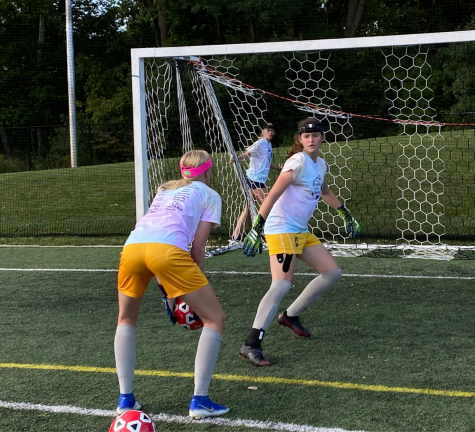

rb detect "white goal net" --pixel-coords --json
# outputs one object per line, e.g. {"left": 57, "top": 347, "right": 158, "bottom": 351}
{"left": 131, "top": 31, "right": 475, "bottom": 260}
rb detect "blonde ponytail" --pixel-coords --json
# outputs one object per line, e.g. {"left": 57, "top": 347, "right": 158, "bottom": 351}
{"left": 158, "top": 178, "right": 192, "bottom": 192}
{"left": 158, "top": 150, "right": 211, "bottom": 192}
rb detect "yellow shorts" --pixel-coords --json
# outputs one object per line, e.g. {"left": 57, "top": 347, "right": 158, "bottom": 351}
{"left": 118, "top": 243, "right": 209, "bottom": 298}
{"left": 265, "top": 232, "right": 321, "bottom": 256}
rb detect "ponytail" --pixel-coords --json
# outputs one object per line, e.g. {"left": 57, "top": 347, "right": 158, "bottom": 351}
{"left": 158, "top": 178, "right": 192, "bottom": 192}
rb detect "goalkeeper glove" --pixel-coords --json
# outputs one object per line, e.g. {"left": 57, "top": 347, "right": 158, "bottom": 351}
{"left": 162, "top": 296, "right": 177, "bottom": 325}
{"left": 242, "top": 214, "right": 266, "bottom": 257}
{"left": 336, "top": 205, "right": 361, "bottom": 238}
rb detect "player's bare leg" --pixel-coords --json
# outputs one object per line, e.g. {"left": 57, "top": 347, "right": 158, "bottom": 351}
{"left": 231, "top": 202, "right": 249, "bottom": 241}
{"left": 231, "top": 187, "right": 267, "bottom": 241}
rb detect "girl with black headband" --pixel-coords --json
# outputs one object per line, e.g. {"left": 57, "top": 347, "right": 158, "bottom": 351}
{"left": 239, "top": 118, "right": 360, "bottom": 366}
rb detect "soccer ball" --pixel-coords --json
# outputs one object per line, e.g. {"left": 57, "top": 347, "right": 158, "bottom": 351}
{"left": 109, "top": 410, "right": 156, "bottom": 432}
{"left": 173, "top": 298, "right": 203, "bottom": 330}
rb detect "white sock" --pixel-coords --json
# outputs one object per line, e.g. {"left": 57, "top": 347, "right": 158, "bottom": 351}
{"left": 114, "top": 324, "right": 136, "bottom": 394}
{"left": 252, "top": 279, "right": 292, "bottom": 330}
{"left": 286, "top": 268, "right": 342, "bottom": 317}
{"left": 194, "top": 327, "right": 222, "bottom": 396}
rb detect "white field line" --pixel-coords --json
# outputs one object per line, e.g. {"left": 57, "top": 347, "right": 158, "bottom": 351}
{"left": 206, "top": 271, "right": 475, "bottom": 280}
{"left": 0, "top": 399, "right": 369, "bottom": 432}
{"left": 0, "top": 268, "right": 474, "bottom": 280}
{"left": 0, "top": 245, "right": 123, "bottom": 247}
{"left": 0, "top": 268, "right": 118, "bottom": 272}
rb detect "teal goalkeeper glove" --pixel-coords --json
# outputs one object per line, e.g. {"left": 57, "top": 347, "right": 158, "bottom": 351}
{"left": 336, "top": 205, "right": 361, "bottom": 238}
{"left": 242, "top": 214, "right": 266, "bottom": 257}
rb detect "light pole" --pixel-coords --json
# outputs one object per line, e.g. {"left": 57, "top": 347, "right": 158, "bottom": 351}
{"left": 65, "top": 0, "right": 77, "bottom": 168}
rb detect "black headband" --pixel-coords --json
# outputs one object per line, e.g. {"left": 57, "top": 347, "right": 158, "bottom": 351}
{"left": 298, "top": 121, "right": 324, "bottom": 134}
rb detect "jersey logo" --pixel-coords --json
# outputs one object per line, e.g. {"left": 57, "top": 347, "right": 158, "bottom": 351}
{"left": 311, "top": 175, "right": 323, "bottom": 199}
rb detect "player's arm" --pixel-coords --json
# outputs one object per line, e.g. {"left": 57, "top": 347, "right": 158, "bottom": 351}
{"left": 230, "top": 151, "right": 250, "bottom": 163}
{"left": 190, "top": 220, "right": 215, "bottom": 271}
{"left": 258, "top": 170, "right": 293, "bottom": 220}
{"left": 321, "top": 180, "right": 361, "bottom": 238}
{"left": 270, "top": 161, "right": 282, "bottom": 171}
{"left": 320, "top": 180, "right": 342, "bottom": 209}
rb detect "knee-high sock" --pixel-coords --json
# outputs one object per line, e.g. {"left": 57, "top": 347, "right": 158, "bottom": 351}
{"left": 252, "top": 279, "right": 292, "bottom": 330}
{"left": 194, "top": 327, "right": 222, "bottom": 396}
{"left": 114, "top": 324, "right": 136, "bottom": 394}
{"left": 286, "top": 268, "right": 342, "bottom": 317}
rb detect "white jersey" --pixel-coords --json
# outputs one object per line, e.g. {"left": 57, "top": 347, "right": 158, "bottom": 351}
{"left": 125, "top": 181, "right": 222, "bottom": 251}
{"left": 264, "top": 152, "right": 327, "bottom": 234}
{"left": 245, "top": 138, "right": 273, "bottom": 184}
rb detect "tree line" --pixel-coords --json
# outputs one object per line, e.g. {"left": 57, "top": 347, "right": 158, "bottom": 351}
{"left": 1, "top": 0, "right": 475, "bottom": 168}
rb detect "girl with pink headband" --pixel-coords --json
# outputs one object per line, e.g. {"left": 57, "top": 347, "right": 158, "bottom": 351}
{"left": 114, "top": 150, "right": 229, "bottom": 419}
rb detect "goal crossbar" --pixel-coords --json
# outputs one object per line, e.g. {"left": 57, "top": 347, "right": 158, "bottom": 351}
{"left": 131, "top": 30, "right": 475, "bottom": 59}
{"left": 131, "top": 30, "right": 475, "bottom": 259}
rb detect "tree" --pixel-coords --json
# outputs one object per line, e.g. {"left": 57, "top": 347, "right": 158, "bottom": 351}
{"left": 344, "top": 0, "right": 366, "bottom": 37}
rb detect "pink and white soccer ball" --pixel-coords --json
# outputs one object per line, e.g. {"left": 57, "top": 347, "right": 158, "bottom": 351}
{"left": 173, "top": 298, "right": 203, "bottom": 330}
{"left": 109, "top": 410, "right": 156, "bottom": 432}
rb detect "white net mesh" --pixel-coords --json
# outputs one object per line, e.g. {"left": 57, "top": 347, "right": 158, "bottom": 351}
{"left": 137, "top": 39, "right": 475, "bottom": 259}
{"left": 381, "top": 46, "right": 445, "bottom": 247}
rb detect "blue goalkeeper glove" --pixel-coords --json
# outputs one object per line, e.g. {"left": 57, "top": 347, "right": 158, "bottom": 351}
{"left": 336, "top": 205, "right": 361, "bottom": 238}
{"left": 242, "top": 214, "right": 266, "bottom": 257}
{"left": 162, "top": 296, "right": 177, "bottom": 325}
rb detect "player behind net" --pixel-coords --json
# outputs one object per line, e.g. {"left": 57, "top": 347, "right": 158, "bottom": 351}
{"left": 239, "top": 117, "right": 361, "bottom": 366}
{"left": 229, "top": 122, "right": 281, "bottom": 244}
{"left": 114, "top": 150, "right": 229, "bottom": 419}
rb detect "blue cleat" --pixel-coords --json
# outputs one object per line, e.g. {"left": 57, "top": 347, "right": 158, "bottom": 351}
{"left": 116, "top": 392, "right": 142, "bottom": 415}
{"left": 189, "top": 395, "right": 229, "bottom": 419}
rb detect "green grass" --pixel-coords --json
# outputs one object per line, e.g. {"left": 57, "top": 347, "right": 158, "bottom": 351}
{"left": 0, "top": 162, "right": 135, "bottom": 237}
{"left": 1, "top": 247, "right": 475, "bottom": 431}
{"left": 1, "top": 129, "right": 474, "bottom": 244}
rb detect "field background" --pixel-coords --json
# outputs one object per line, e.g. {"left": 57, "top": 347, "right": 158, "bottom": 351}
{"left": 1, "top": 246, "right": 475, "bottom": 431}
{"left": 1, "top": 129, "right": 474, "bottom": 246}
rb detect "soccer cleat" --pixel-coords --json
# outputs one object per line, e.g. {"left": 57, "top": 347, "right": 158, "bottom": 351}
{"left": 278, "top": 311, "right": 311, "bottom": 338}
{"left": 116, "top": 393, "right": 142, "bottom": 415}
{"left": 189, "top": 395, "right": 229, "bottom": 419}
{"left": 239, "top": 344, "right": 271, "bottom": 366}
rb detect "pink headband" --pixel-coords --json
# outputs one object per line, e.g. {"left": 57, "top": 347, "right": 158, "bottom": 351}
{"left": 180, "top": 158, "right": 213, "bottom": 178}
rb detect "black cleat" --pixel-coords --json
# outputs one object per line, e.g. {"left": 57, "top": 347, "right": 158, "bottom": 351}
{"left": 239, "top": 345, "right": 271, "bottom": 366}
{"left": 278, "top": 311, "right": 311, "bottom": 338}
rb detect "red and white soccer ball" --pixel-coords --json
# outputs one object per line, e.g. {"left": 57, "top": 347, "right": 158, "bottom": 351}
{"left": 173, "top": 298, "right": 203, "bottom": 330}
{"left": 109, "top": 410, "right": 156, "bottom": 432}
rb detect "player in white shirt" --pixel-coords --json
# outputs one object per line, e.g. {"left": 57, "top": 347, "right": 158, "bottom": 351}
{"left": 239, "top": 118, "right": 361, "bottom": 366}
{"left": 114, "top": 150, "right": 229, "bottom": 419}
{"left": 230, "top": 123, "right": 282, "bottom": 242}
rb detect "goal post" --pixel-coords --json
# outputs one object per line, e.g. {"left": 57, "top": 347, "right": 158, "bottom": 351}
{"left": 131, "top": 30, "right": 475, "bottom": 259}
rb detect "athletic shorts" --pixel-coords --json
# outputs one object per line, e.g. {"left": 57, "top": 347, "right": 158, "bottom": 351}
{"left": 265, "top": 232, "right": 321, "bottom": 256}
{"left": 246, "top": 177, "right": 267, "bottom": 190}
{"left": 118, "top": 243, "right": 209, "bottom": 298}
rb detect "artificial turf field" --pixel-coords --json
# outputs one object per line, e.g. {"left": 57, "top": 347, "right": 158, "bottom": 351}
{"left": 1, "top": 246, "right": 475, "bottom": 432}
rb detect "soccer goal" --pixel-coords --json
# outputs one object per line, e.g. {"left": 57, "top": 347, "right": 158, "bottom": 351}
{"left": 131, "top": 31, "right": 475, "bottom": 259}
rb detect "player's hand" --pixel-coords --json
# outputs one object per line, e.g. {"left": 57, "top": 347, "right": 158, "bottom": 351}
{"left": 242, "top": 214, "right": 266, "bottom": 257}
{"left": 336, "top": 205, "right": 361, "bottom": 238}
